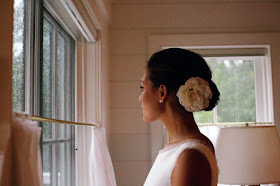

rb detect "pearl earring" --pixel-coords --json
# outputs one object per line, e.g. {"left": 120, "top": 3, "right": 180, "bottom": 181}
{"left": 159, "top": 100, "right": 162, "bottom": 103}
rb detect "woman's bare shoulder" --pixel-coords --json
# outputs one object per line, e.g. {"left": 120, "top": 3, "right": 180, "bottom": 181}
{"left": 191, "top": 133, "right": 215, "bottom": 153}
{"left": 171, "top": 148, "right": 211, "bottom": 186}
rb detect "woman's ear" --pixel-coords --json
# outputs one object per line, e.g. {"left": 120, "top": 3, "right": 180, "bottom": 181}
{"left": 159, "top": 85, "right": 168, "bottom": 102}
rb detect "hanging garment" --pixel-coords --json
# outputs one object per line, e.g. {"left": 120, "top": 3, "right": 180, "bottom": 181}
{"left": 11, "top": 119, "right": 43, "bottom": 186}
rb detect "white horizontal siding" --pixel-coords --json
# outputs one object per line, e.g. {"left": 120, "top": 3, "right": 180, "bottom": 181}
{"left": 107, "top": 108, "right": 150, "bottom": 134}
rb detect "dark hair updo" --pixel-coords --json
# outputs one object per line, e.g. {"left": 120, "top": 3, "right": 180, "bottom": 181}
{"left": 147, "top": 48, "right": 220, "bottom": 111}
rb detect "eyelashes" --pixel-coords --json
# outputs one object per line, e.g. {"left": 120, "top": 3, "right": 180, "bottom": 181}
{"left": 140, "top": 86, "right": 144, "bottom": 91}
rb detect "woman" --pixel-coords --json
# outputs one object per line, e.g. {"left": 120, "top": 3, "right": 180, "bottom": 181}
{"left": 139, "top": 48, "right": 220, "bottom": 186}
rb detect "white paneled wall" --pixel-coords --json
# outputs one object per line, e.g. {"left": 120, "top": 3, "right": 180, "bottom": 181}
{"left": 109, "top": 1, "right": 280, "bottom": 185}
{"left": 112, "top": 1, "right": 280, "bottom": 31}
{"left": 108, "top": 108, "right": 149, "bottom": 134}
{"left": 110, "top": 55, "right": 146, "bottom": 81}
{"left": 109, "top": 134, "right": 150, "bottom": 161}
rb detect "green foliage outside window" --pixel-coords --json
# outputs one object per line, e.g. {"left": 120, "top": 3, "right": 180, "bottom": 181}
{"left": 194, "top": 59, "right": 256, "bottom": 123}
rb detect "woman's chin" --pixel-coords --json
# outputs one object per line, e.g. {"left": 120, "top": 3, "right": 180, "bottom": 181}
{"left": 142, "top": 115, "right": 150, "bottom": 122}
{"left": 142, "top": 115, "right": 156, "bottom": 123}
{"left": 142, "top": 116, "right": 148, "bottom": 122}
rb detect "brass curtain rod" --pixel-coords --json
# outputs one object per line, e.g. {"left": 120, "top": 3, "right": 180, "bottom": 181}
{"left": 197, "top": 122, "right": 273, "bottom": 127}
{"left": 14, "top": 112, "right": 272, "bottom": 127}
{"left": 14, "top": 112, "right": 98, "bottom": 127}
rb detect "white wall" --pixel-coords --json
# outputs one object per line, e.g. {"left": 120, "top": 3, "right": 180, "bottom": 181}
{"left": 109, "top": 0, "right": 280, "bottom": 185}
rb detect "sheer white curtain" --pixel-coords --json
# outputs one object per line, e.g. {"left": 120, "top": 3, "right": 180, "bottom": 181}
{"left": 76, "top": 125, "right": 117, "bottom": 186}
{"left": 89, "top": 126, "right": 117, "bottom": 186}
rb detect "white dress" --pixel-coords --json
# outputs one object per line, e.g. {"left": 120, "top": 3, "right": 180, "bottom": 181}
{"left": 143, "top": 140, "right": 219, "bottom": 186}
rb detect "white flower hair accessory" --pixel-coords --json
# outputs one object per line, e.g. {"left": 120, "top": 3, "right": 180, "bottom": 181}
{"left": 176, "top": 77, "right": 213, "bottom": 112}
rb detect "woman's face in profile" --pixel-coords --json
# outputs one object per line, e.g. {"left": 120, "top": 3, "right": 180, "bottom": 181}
{"left": 139, "top": 70, "right": 162, "bottom": 122}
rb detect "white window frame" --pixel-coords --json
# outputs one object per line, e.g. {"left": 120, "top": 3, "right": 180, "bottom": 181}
{"left": 148, "top": 33, "right": 280, "bottom": 164}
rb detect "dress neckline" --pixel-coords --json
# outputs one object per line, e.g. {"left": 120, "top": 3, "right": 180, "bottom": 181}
{"left": 159, "top": 139, "right": 214, "bottom": 154}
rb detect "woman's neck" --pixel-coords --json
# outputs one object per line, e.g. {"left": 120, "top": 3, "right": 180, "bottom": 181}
{"left": 160, "top": 108, "right": 200, "bottom": 145}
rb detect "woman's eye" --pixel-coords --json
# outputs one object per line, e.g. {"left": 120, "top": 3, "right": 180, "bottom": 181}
{"left": 140, "top": 86, "right": 144, "bottom": 91}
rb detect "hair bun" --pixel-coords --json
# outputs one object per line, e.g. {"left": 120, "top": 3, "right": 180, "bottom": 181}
{"left": 204, "top": 80, "right": 220, "bottom": 111}
{"left": 147, "top": 48, "right": 220, "bottom": 112}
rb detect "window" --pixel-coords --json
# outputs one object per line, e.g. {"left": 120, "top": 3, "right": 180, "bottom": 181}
{"left": 195, "top": 57, "right": 257, "bottom": 124}
{"left": 188, "top": 48, "right": 273, "bottom": 145}
{"left": 12, "top": 0, "right": 29, "bottom": 111}
{"left": 187, "top": 56, "right": 260, "bottom": 145}
{"left": 41, "top": 11, "right": 75, "bottom": 186}
{"left": 13, "top": 0, "right": 75, "bottom": 185}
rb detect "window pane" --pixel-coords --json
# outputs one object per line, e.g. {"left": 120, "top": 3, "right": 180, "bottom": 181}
{"left": 56, "top": 32, "right": 69, "bottom": 139}
{"left": 56, "top": 32, "right": 66, "bottom": 120}
{"left": 42, "top": 19, "right": 54, "bottom": 140}
{"left": 57, "top": 143, "right": 71, "bottom": 186}
{"left": 216, "top": 59, "right": 256, "bottom": 122}
{"left": 194, "top": 110, "right": 213, "bottom": 123}
{"left": 43, "top": 144, "right": 53, "bottom": 186}
{"left": 193, "top": 60, "right": 213, "bottom": 123}
{"left": 12, "top": 0, "right": 25, "bottom": 111}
